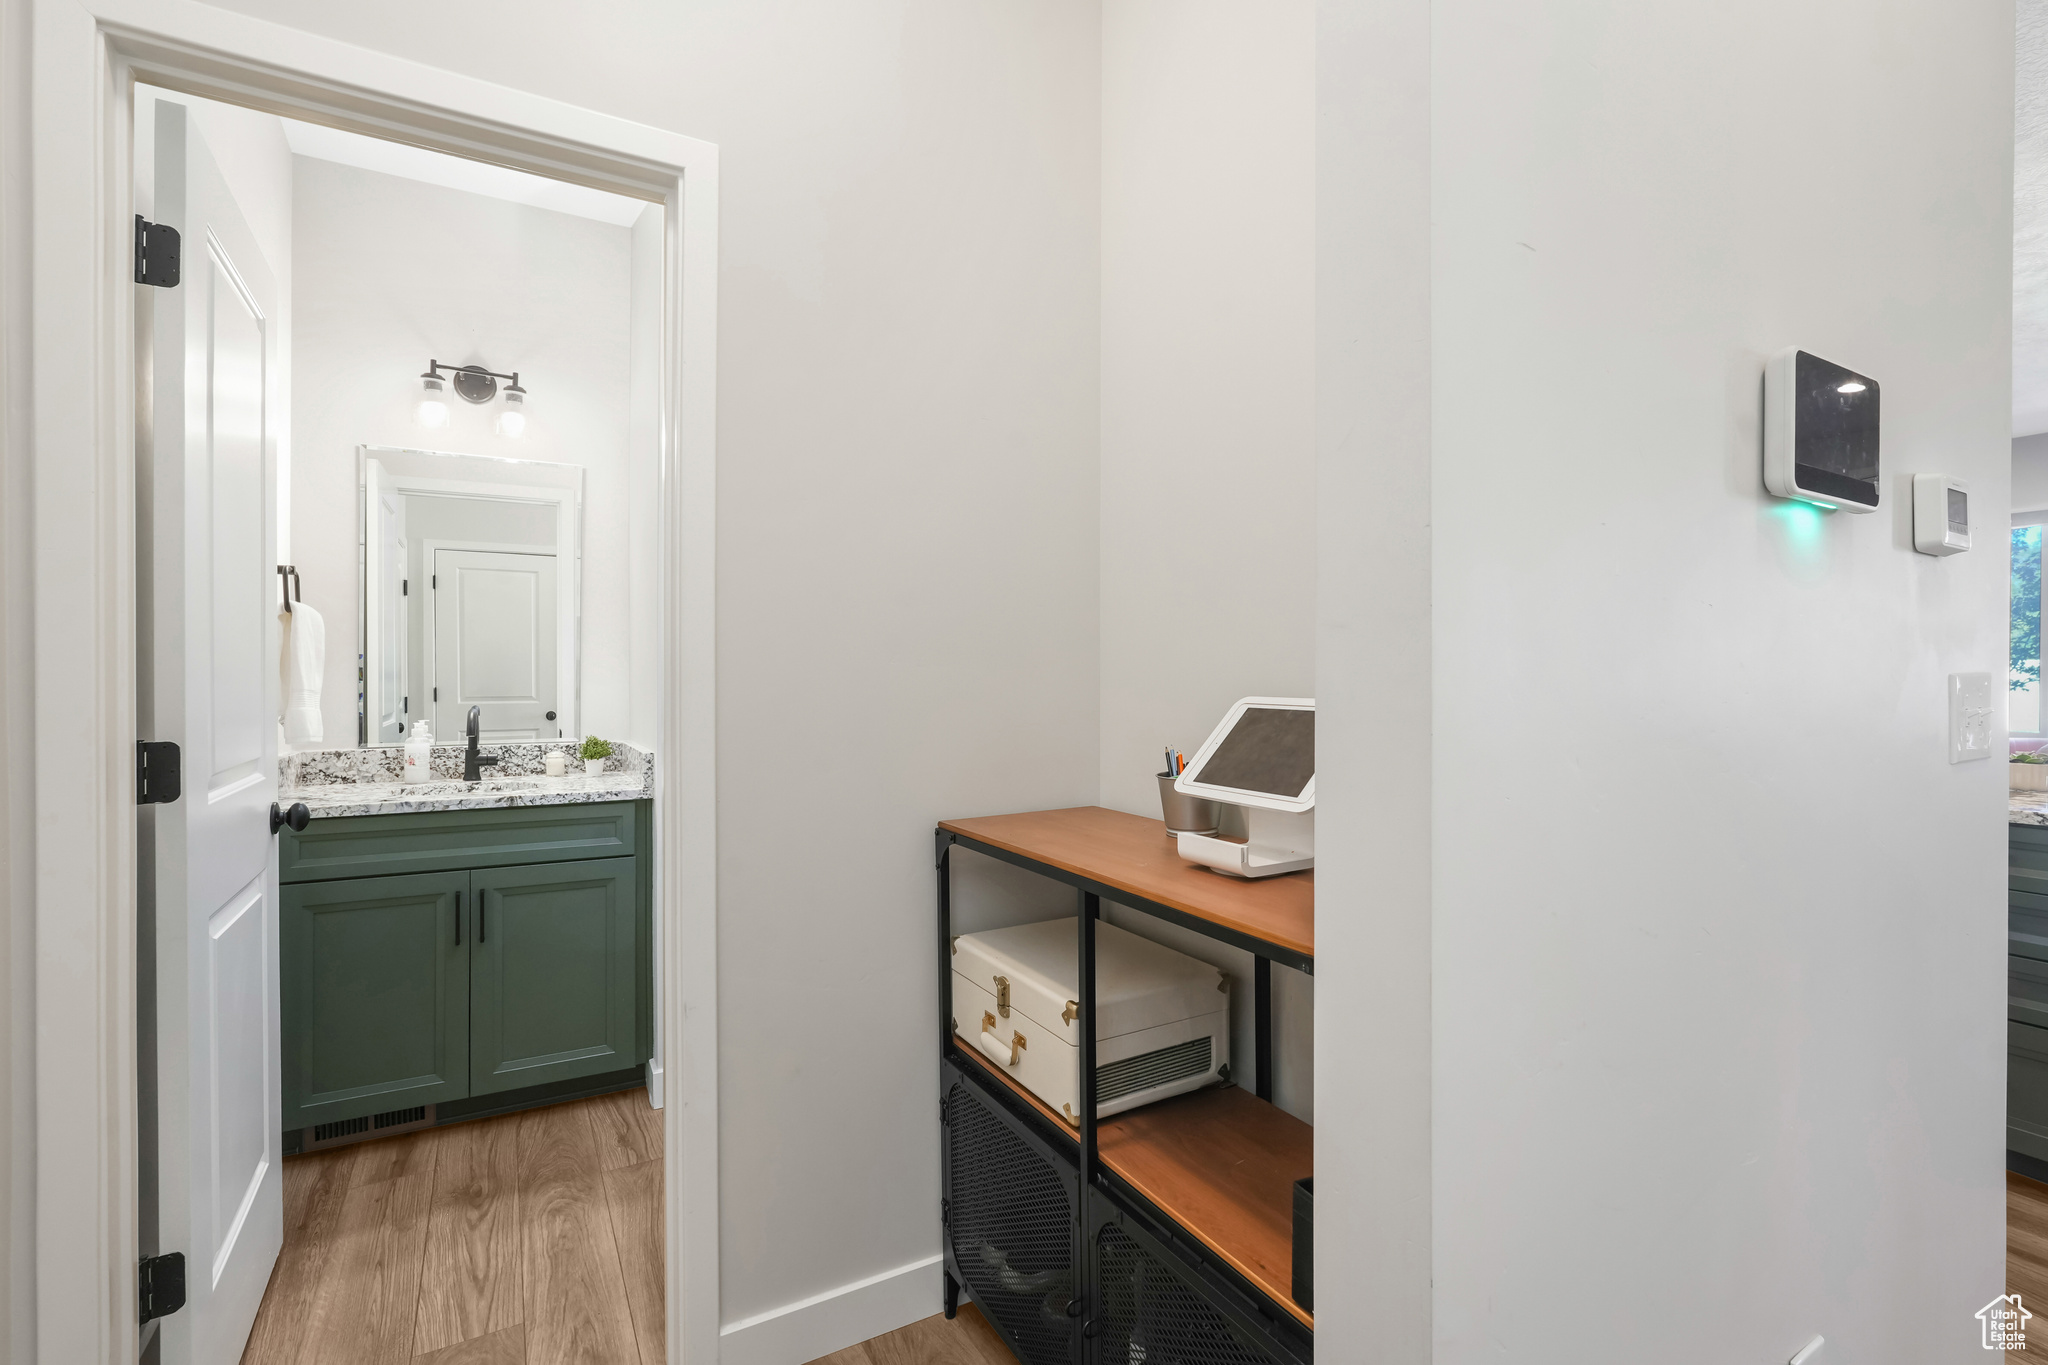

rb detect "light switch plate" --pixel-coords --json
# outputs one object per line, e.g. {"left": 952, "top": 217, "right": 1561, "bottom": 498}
{"left": 1950, "top": 672, "right": 1993, "bottom": 763}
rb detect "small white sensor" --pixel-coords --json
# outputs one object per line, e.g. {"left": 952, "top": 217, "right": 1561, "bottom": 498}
{"left": 1912, "top": 474, "right": 1970, "bottom": 556}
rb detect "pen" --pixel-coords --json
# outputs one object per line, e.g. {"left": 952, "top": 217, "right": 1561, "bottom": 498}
{"left": 1165, "top": 745, "right": 1175, "bottom": 777}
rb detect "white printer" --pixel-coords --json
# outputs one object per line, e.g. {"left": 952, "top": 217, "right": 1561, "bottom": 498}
{"left": 953, "top": 917, "right": 1229, "bottom": 1125}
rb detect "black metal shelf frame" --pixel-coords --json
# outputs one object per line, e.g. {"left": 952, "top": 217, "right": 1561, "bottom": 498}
{"left": 935, "top": 826, "right": 1313, "bottom": 1364}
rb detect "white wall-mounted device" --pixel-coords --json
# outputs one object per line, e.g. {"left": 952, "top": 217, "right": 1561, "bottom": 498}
{"left": 1763, "top": 347, "right": 1880, "bottom": 513}
{"left": 1173, "top": 696, "right": 1314, "bottom": 879}
{"left": 1912, "top": 474, "right": 1970, "bottom": 555}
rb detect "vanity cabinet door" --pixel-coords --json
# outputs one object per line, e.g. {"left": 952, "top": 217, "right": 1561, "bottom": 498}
{"left": 281, "top": 870, "right": 471, "bottom": 1130}
{"left": 469, "top": 857, "right": 639, "bottom": 1096}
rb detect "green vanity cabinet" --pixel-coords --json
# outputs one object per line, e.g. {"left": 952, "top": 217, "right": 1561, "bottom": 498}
{"left": 470, "top": 858, "right": 640, "bottom": 1096}
{"left": 280, "top": 800, "right": 651, "bottom": 1138}
{"left": 2014, "top": 824, "right": 2048, "bottom": 1163}
{"left": 281, "top": 871, "right": 471, "bottom": 1130}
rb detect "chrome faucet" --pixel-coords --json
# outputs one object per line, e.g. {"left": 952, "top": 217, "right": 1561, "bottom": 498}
{"left": 464, "top": 705, "right": 500, "bottom": 782}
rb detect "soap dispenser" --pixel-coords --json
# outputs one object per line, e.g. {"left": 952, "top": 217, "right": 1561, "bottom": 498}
{"left": 404, "top": 721, "right": 433, "bottom": 784}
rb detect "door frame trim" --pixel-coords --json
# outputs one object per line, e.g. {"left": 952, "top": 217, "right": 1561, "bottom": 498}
{"left": 14, "top": 3, "right": 721, "bottom": 1361}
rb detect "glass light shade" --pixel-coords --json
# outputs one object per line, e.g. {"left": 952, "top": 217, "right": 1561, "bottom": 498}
{"left": 417, "top": 372, "right": 449, "bottom": 428}
{"left": 496, "top": 389, "right": 526, "bottom": 438}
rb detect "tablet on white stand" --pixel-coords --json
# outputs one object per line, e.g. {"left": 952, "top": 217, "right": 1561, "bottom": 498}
{"left": 1173, "top": 697, "right": 1314, "bottom": 879}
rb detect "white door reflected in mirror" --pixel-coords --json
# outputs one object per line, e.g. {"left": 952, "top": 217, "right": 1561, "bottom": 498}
{"left": 432, "top": 549, "right": 558, "bottom": 740}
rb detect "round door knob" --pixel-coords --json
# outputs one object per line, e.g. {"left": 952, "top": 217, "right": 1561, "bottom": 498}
{"left": 545, "top": 710, "right": 557, "bottom": 720}
{"left": 270, "top": 801, "right": 311, "bottom": 835}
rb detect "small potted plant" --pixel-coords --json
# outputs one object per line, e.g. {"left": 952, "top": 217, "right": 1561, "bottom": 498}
{"left": 579, "top": 735, "right": 613, "bottom": 777}
{"left": 2014, "top": 749, "right": 2048, "bottom": 791}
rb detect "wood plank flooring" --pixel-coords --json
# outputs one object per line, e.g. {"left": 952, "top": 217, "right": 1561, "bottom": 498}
{"left": 2014, "top": 1171, "right": 2048, "bottom": 1305}
{"left": 241, "top": 1088, "right": 663, "bottom": 1365}
{"left": 805, "top": 1305, "right": 1018, "bottom": 1365}
{"left": 261, "top": 1129, "right": 2048, "bottom": 1365}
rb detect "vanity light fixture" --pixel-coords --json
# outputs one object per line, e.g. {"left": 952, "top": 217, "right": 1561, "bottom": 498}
{"left": 414, "top": 360, "right": 529, "bottom": 436}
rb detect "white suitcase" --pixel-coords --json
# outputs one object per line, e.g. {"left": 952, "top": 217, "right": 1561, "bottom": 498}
{"left": 952, "top": 918, "right": 1229, "bottom": 1125}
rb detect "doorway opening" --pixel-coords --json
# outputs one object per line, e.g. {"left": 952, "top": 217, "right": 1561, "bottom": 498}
{"left": 14, "top": 11, "right": 722, "bottom": 1360}
{"left": 135, "top": 83, "right": 680, "bottom": 1365}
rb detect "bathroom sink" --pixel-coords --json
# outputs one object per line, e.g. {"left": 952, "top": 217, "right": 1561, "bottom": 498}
{"left": 278, "top": 742, "right": 647, "bottom": 818}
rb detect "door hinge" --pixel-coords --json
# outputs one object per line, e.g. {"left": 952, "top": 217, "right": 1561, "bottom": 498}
{"left": 433, "top": 687, "right": 438, "bottom": 702}
{"left": 139, "top": 1251, "right": 186, "bottom": 1323}
{"left": 134, "top": 216, "right": 181, "bottom": 288}
{"left": 136, "top": 741, "right": 181, "bottom": 805}
{"left": 402, "top": 579, "right": 408, "bottom": 596}
{"left": 403, "top": 695, "right": 409, "bottom": 715}
{"left": 432, "top": 574, "right": 437, "bottom": 589}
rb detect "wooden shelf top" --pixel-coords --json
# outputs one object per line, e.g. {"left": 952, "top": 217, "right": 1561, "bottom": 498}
{"left": 949, "top": 1039, "right": 1313, "bottom": 1329}
{"left": 938, "top": 806, "right": 1313, "bottom": 961}
{"left": 1098, "top": 1085, "right": 1313, "bottom": 1328}
{"left": 952, "top": 1034, "right": 1077, "bottom": 1137}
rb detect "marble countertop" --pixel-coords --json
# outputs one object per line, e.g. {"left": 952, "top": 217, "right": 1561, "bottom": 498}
{"left": 281, "top": 741, "right": 652, "bottom": 818}
{"left": 2015, "top": 787, "right": 2048, "bottom": 826}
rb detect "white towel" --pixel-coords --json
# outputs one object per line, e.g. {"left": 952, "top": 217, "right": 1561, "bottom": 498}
{"left": 282, "top": 601, "right": 325, "bottom": 747}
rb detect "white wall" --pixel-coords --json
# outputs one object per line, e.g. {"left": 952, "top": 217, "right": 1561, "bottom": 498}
{"left": 291, "top": 158, "right": 636, "bottom": 745}
{"left": 1314, "top": 0, "right": 1437, "bottom": 1357}
{"left": 215, "top": 3, "right": 1106, "bottom": 1354}
{"left": 1416, "top": 3, "right": 2006, "bottom": 1360}
{"left": 1098, "top": 0, "right": 1316, "bottom": 1119}
{"left": 0, "top": 0, "right": 27, "bottom": 1351}
{"left": 2018, "top": 432, "right": 2048, "bottom": 511}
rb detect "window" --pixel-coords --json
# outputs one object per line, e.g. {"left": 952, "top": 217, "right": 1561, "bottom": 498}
{"left": 2017, "top": 519, "right": 2044, "bottom": 734}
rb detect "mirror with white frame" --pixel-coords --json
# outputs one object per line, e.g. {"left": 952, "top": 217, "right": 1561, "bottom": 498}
{"left": 359, "top": 445, "right": 583, "bottom": 745}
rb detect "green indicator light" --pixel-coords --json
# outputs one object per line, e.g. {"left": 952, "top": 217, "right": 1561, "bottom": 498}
{"left": 1766, "top": 498, "right": 1827, "bottom": 554}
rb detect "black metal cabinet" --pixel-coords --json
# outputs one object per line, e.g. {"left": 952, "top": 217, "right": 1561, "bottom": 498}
{"left": 937, "top": 813, "right": 1314, "bottom": 1365}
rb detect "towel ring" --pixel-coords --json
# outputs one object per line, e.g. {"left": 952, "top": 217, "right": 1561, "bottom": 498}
{"left": 276, "top": 564, "right": 301, "bottom": 614}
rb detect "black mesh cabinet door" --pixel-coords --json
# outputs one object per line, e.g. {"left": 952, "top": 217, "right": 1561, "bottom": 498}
{"left": 943, "top": 1064, "right": 1080, "bottom": 1365}
{"left": 1087, "top": 1187, "right": 1311, "bottom": 1365}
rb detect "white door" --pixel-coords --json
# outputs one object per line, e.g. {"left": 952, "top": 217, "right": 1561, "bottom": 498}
{"left": 365, "top": 461, "right": 410, "bottom": 743}
{"left": 139, "top": 98, "right": 283, "bottom": 1365}
{"left": 430, "top": 548, "right": 559, "bottom": 740}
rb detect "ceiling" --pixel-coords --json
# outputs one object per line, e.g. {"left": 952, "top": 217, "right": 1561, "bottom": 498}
{"left": 2018, "top": 0, "right": 2048, "bottom": 434}
{"left": 280, "top": 119, "right": 649, "bottom": 228}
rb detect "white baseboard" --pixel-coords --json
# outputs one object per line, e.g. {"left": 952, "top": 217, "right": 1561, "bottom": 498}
{"left": 719, "top": 1253, "right": 942, "bottom": 1365}
{"left": 645, "top": 1056, "right": 664, "bottom": 1109}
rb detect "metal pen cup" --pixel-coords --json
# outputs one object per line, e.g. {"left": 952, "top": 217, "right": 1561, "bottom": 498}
{"left": 1158, "top": 773, "right": 1221, "bottom": 838}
